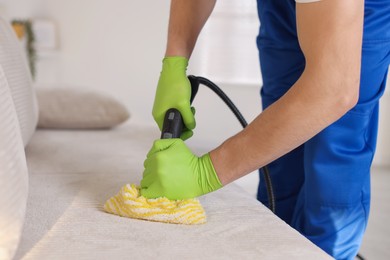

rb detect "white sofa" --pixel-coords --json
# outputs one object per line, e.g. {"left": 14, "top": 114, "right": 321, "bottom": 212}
{"left": 0, "top": 17, "right": 332, "bottom": 260}
{"left": 0, "top": 16, "right": 38, "bottom": 260}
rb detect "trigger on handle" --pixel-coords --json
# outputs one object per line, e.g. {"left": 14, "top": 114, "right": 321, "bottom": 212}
{"left": 161, "top": 108, "right": 183, "bottom": 139}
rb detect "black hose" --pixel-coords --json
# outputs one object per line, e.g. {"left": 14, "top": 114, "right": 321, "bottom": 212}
{"left": 190, "top": 75, "right": 276, "bottom": 213}
{"left": 261, "top": 164, "right": 276, "bottom": 213}
{"left": 356, "top": 253, "right": 365, "bottom": 260}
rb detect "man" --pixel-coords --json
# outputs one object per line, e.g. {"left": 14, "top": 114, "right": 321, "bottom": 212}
{"left": 141, "top": 0, "right": 390, "bottom": 259}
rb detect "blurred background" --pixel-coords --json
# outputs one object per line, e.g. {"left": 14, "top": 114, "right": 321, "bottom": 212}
{"left": 1, "top": 0, "right": 389, "bottom": 258}
{"left": 1, "top": 0, "right": 389, "bottom": 165}
{"left": 1, "top": 0, "right": 389, "bottom": 196}
{"left": 0, "top": 0, "right": 264, "bottom": 147}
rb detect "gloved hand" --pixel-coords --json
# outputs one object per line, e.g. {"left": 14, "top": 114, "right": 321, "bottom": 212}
{"left": 141, "top": 139, "right": 222, "bottom": 200}
{"left": 152, "top": 57, "right": 195, "bottom": 140}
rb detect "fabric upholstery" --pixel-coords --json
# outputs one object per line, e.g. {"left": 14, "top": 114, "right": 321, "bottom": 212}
{"left": 0, "top": 65, "right": 29, "bottom": 260}
{"left": 0, "top": 16, "right": 38, "bottom": 147}
{"left": 15, "top": 124, "right": 332, "bottom": 259}
{"left": 0, "top": 15, "right": 37, "bottom": 260}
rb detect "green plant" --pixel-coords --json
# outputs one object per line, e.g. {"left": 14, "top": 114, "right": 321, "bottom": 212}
{"left": 11, "top": 19, "right": 37, "bottom": 80}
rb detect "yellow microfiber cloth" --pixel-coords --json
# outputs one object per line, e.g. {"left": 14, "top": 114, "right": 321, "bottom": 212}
{"left": 104, "top": 184, "right": 206, "bottom": 225}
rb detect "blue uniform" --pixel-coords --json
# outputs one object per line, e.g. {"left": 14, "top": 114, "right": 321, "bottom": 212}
{"left": 256, "top": 0, "right": 390, "bottom": 259}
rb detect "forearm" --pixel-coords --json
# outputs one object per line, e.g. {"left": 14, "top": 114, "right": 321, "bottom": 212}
{"left": 165, "top": 0, "right": 217, "bottom": 58}
{"left": 210, "top": 70, "right": 358, "bottom": 185}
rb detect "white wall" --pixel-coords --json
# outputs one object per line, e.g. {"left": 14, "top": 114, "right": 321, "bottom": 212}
{"left": 0, "top": 0, "right": 44, "bottom": 19}
{"left": 374, "top": 85, "right": 390, "bottom": 166}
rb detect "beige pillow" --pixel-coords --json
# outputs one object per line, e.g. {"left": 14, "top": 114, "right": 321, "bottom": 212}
{"left": 36, "top": 88, "right": 130, "bottom": 129}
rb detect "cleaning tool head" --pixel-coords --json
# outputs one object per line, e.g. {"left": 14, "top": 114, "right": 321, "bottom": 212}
{"left": 104, "top": 107, "right": 206, "bottom": 224}
{"left": 104, "top": 184, "right": 206, "bottom": 225}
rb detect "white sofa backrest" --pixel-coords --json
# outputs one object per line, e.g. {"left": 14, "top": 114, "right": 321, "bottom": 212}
{"left": 0, "top": 65, "right": 29, "bottom": 260}
{"left": 0, "top": 16, "right": 38, "bottom": 260}
{"left": 0, "top": 16, "right": 38, "bottom": 147}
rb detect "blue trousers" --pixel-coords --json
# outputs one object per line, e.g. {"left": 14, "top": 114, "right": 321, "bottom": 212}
{"left": 256, "top": 1, "right": 390, "bottom": 259}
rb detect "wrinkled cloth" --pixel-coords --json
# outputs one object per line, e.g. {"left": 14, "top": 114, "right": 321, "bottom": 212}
{"left": 104, "top": 184, "right": 206, "bottom": 225}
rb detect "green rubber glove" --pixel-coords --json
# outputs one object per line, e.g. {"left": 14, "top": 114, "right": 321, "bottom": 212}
{"left": 152, "top": 57, "right": 195, "bottom": 140}
{"left": 140, "top": 139, "right": 223, "bottom": 200}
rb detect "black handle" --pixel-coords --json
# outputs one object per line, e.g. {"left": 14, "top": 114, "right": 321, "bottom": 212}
{"left": 160, "top": 76, "right": 199, "bottom": 139}
{"left": 161, "top": 108, "right": 183, "bottom": 139}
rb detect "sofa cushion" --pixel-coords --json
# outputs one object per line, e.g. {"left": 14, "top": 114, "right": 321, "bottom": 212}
{"left": 36, "top": 88, "right": 130, "bottom": 129}
{"left": 15, "top": 124, "right": 331, "bottom": 259}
